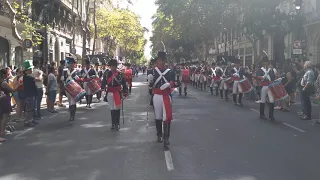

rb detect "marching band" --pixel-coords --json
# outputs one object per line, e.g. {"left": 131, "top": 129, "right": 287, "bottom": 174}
{"left": 54, "top": 48, "right": 290, "bottom": 151}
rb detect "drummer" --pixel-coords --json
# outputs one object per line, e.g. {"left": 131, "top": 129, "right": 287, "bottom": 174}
{"left": 101, "top": 59, "right": 128, "bottom": 131}
{"left": 62, "top": 57, "right": 81, "bottom": 121}
{"left": 231, "top": 58, "right": 245, "bottom": 106}
{"left": 94, "top": 62, "right": 102, "bottom": 102}
{"left": 81, "top": 60, "right": 97, "bottom": 108}
{"left": 255, "top": 56, "right": 276, "bottom": 120}
{"left": 219, "top": 61, "right": 229, "bottom": 100}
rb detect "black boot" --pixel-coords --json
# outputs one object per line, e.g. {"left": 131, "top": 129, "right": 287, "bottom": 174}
{"left": 85, "top": 95, "right": 89, "bottom": 106}
{"left": 215, "top": 87, "right": 219, "bottom": 96}
{"left": 179, "top": 87, "right": 182, "bottom": 95}
{"left": 163, "top": 122, "right": 170, "bottom": 149}
{"left": 260, "top": 103, "right": 267, "bottom": 120}
{"left": 129, "top": 87, "right": 132, "bottom": 94}
{"left": 155, "top": 120, "right": 163, "bottom": 143}
{"left": 269, "top": 103, "right": 275, "bottom": 121}
{"left": 184, "top": 87, "right": 187, "bottom": 96}
{"left": 115, "top": 110, "right": 121, "bottom": 131}
{"left": 210, "top": 87, "right": 213, "bottom": 95}
{"left": 225, "top": 90, "right": 229, "bottom": 101}
{"left": 200, "top": 83, "right": 203, "bottom": 90}
{"left": 68, "top": 106, "right": 73, "bottom": 121}
{"left": 88, "top": 95, "right": 93, "bottom": 108}
{"left": 238, "top": 93, "right": 243, "bottom": 106}
{"left": 111, "top": 110, "right": 116, "bottom": 130}
{"left": 233, "top": 94, "right": 237, "bottom": 105}
{"left": 220, "top": 90, "right": 224, "bottom": 99}
{"left": 69, "top": 105, "right": 76, "bottom": 121}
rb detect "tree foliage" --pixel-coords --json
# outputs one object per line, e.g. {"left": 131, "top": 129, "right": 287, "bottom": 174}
{"left": 94, "top": 8, "right": 146, "bottom": 64}
{"left": 152, "top": 0, "right": 297, "bottom": 62}
{"left": 4, "top": 0, "right": 44, "bottom": 45}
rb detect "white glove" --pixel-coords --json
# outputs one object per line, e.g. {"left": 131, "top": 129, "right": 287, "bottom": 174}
{"left": 160, "top": 83, "right": 170, "bottom": 90}
{"left": 233, "top": 73, "right": 239, "bottom": 77}
{"left": 60, "top": 76, "right": 64, "bottom": 81}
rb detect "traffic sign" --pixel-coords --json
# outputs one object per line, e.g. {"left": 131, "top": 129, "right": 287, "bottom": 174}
{"left": 293, "top": 49, "right": 302, "bottom": 55}
{"left": 293, "top": 40, "right": 301, "bottom": 49}
{"left": 23, "top": 39, "right": 33, "bottom": 48}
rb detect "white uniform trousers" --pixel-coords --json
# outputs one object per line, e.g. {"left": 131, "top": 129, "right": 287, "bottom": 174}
{"left": 219, "top": 79, "right": 228, "bottom": 90}
{"left": 107, "top": 92, "right": 121, "bottom": 110}
{"left": 232, "top": 80, "right": 243, "bottom": 94}
{"left": 260, "top": 86, "right": 274, "bottom": 103}
{"left": 83, "top": 82, "right": 93, "bottom": 95}
{"left": 153, "top": 94, "right": 172, "bottom": 121}
{"left": 66, "top": 92, "right": 76, "bottom": 106}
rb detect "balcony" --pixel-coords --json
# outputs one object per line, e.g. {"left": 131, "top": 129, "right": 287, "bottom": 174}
{"left": 59, "top": 0, "right": 78, "bottom": 14}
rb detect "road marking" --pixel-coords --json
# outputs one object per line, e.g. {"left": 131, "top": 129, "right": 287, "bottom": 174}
{"left": 14, "top": 128, "right": 34, "bottom": 139}
{"left": 250, "top": 108, "right": 306, "bottom": 133}
{"left": 282, "top": 123, "right": 306, "bottom": 133}
{"left": 164, "top": 150, "right": 174, "bottom": 171}
{"left": 250, "top": 108, "right": 260, "bottom": 114}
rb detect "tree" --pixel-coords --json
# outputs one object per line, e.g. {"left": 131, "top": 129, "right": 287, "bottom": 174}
{"left": 3, "top": 0, "right": 44, "bottom": 45}
{"left": 95, "top": 8, "right": 146, "bottom": 62}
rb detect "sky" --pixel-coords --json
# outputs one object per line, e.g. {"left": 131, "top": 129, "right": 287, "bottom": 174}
{"left": 120, "top": 0, "right": 157, "bottom": 60}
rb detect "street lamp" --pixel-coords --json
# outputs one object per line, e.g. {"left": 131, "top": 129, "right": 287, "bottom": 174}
{"left": 295, "top": 0, "right": 302, "bottom": 10}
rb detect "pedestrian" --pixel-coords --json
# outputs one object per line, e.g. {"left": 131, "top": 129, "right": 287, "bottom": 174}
{"left": 31, "top": 60, "right": 44, "bottom": 119}
{"left": 219, "top": 61, "right": 230, "bottom": 100}
{"left": 47, "top": 66, "right": 58, "bottom": 113}
{"left": 300, "top": 61, "right": 315, "bottom": 120}
{"left": 61, "top": 57, "right": 81, "bottom": 121}
{"left": 23, "top": 60, "right": 38, "bottom": 127}
{"left": 255, "top": 56, "right": 277, "bottom": 120}
{"left": 101, "top": 59, "right": 128, "bottom": 131}
{"left": 149, "top": 51, "right": 176, "bottom": 149}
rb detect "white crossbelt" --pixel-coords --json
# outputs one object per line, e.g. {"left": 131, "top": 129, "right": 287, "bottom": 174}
{"left": 153, "top": 67, "right": 170, "bottom": 87}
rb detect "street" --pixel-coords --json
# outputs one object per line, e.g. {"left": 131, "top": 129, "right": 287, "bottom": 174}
{"left": 1, "top": 74, "right": 320, "bottom": 180}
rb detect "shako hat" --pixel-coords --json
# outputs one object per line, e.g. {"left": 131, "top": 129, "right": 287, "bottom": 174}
{"left": 108, "top": 59, "right": 118, "bottom": 67}
{"left": 157, "top": 51, "right": 167, "bottom": 61}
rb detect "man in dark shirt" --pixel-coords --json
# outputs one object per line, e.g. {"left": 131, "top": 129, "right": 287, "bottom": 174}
{"left": 23, "top": 60, "right": 38, "bottom": 127}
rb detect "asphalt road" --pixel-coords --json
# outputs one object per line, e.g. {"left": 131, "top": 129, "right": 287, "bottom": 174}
{"left": 1, "top": 74, "right": 320, "bottom": 180}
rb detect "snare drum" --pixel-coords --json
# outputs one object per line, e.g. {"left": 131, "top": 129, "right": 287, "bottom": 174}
{"left": 88, "top": 78, "right": 101, "bottom": 95}
{"left": 223, "top": 77, "right": 233, "bottom": 89}
{"left": 268, "top": 78, "right": 288, "bottom": 102}
{"left": 238, "top": 79, "right": 253, "bottom": 94}
{"left": 64, "top": 80, "right": 86, "bottom": 102}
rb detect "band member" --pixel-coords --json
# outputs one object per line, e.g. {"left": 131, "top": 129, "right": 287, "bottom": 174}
{"left": 101, "top": 59, "right": 128, "bottom": 131}
{"left": 149, "top": 52, "right": 176, "bottom": 149}
{"left": 231, "top": 59, "right": 245, "bottom": 105}
{"left": 174, "top": 64, "right": 181, "bottom": 93}
{"left": 124, "top": 63, "right": 133, "bottom": 94}
{"left": 219, "top": 61, "right": 229, "bottom": 100}
{"left": 61, "top": 57, "right": 81, "bottom": 121}
{"left": 199, "top": 68, "right": 206, "bottom": 91}
{"left": 94, "top": 62, "right": 102, "bottom": 102}
{"left": 179, "top": 63, "right": 189, "bottom": 96}
{"left": 214, "top": 64, "right": 223, "bottom": 96}
{"left": 256, "top": 56, "right": 276, "bottom": 120}
{"left": 81, "top": 60, "right": 97, "bottom": 108}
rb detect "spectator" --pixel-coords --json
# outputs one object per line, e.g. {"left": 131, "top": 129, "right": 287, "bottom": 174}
{"left": 47, "top": 66, "right": 58, "bottom": 113}
{"left": 0, "top": 69, "right": 20, "bottom": 142}
{"left": 31, "top": 60, "right": 44, "bottom": 119}
{"left": 57, "top": 60, "right": 66, "bottom": 107}
{"left": 23, "top": 60, "right": 38, "bottom": 127}
{"left": 12, "top": 69, "right": 24, "bottom": 119}
{"left": 300, "top": 61, "right": 315, "bottom": 120}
